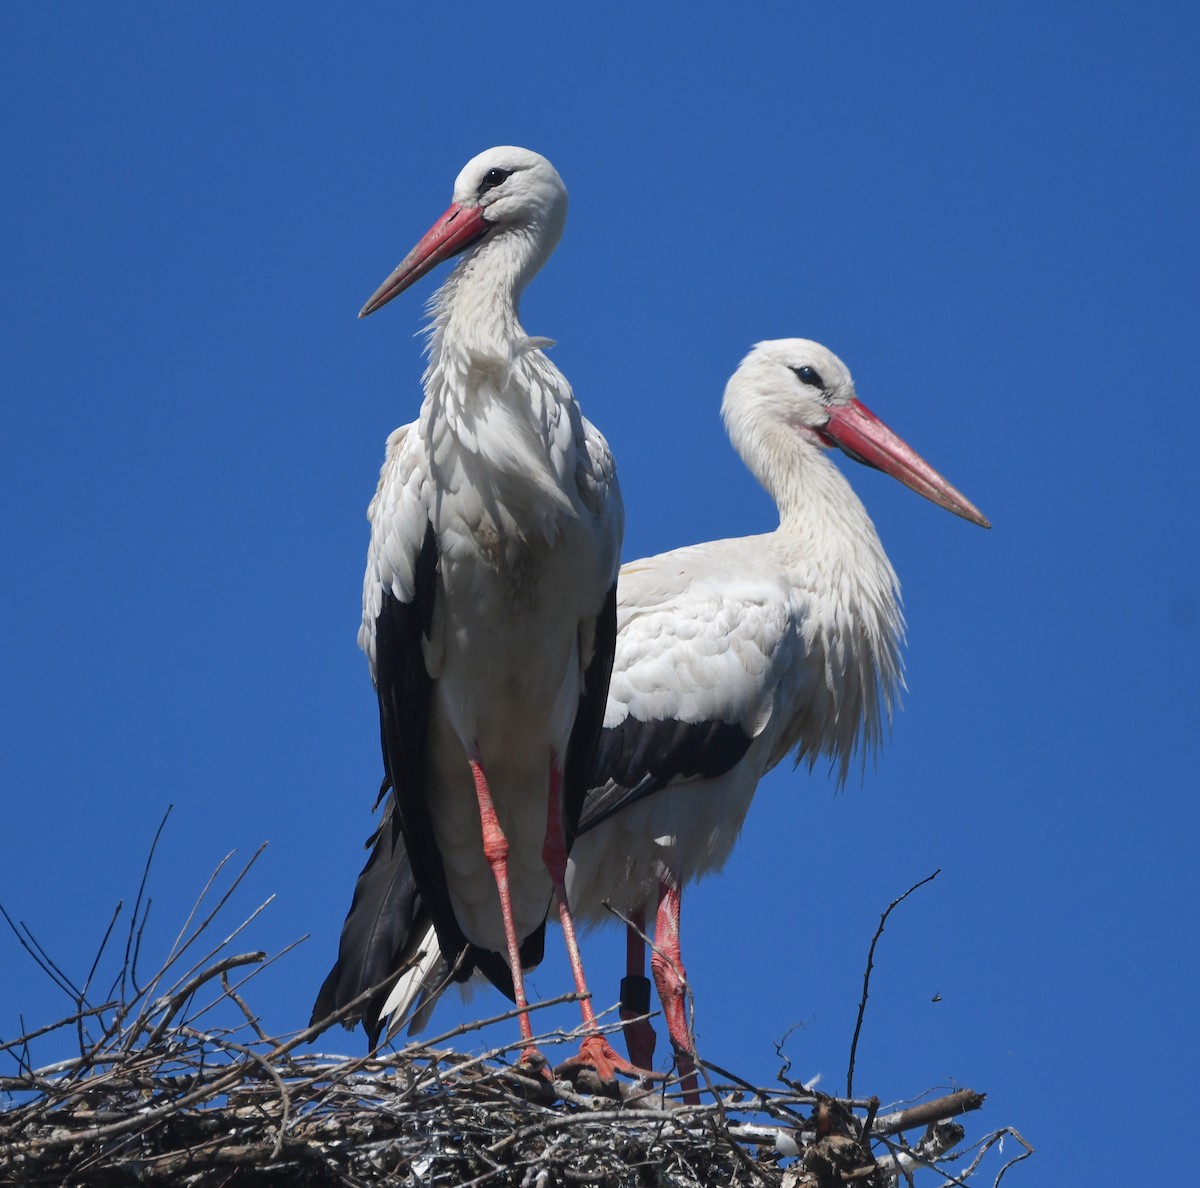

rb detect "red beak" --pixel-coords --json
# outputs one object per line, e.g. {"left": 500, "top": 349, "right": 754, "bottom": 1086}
{"left": 819, "top": 398, "right": 990, "bottom": 528}
{"left": 359, "top": 202, "right": 491, "bottom": 318}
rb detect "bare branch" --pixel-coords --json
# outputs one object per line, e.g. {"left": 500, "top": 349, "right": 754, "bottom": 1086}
{"left": 0, "top": 904, "right": 80, "bottom": 1002}
{"left": 847, "top": 869, "right": 941, "bottom": 1098}
{"left": 873, "top": 1089, "right": 986, "bottom": 1136}
{"left": 121, "top": 805, "right": 172, "bottom": 1001}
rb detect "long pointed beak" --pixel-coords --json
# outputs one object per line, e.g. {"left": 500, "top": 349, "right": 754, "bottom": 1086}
{"left": 359, "top": 202, "right": 491, "bottom": 318}
{"left": 820, "top": 398, "right": 991, "bottom": 528}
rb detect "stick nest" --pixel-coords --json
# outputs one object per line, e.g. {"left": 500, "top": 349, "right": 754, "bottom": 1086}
{"left": 0, "top": 833, "right": 1031, "bottom": 1187}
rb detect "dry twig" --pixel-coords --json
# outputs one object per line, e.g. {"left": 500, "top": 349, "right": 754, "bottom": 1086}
{"left": 847, "top": 870, "right": 941, "bottom": 1099}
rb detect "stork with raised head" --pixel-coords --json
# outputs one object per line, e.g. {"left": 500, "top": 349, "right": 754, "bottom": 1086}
{"left": 567, "top": 338, "right": 989, "bottom": 1097}
{"left": 315, "top": 146, "right": 632, "bottom": 1083}
{"left": 317, "top": 337, "right": 988, "bottom": 1099}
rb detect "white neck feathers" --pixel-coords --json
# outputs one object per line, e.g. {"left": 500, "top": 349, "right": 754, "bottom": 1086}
{"left": 418, "top": 232, "right": 580, "bottom": 536}
{"left": 725, "top": 403, "right": 906, "bottom": 783}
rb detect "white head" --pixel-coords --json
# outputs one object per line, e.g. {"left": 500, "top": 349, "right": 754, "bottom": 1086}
{"left": 722, "top": 339, "right": 990, "bottom": 527}
{"left": 360, "top": 146, "right": 568, "bottom": 317}
{"left": 723, "top": 339, "right": 858, "bottom": 449}
{"left": 450, "top": 146, "right": 567, "bottom": 248}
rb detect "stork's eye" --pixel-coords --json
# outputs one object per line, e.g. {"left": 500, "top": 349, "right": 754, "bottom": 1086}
{"left": 479, "top": 167, "right": 512, "bottom": 194}
{"left": 792, "top": 365, "right": 824, "bottom": 389}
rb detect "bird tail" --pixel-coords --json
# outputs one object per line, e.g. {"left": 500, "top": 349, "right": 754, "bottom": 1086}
{"left": 310, "top": 791, "right": 433, "bottom": 1048}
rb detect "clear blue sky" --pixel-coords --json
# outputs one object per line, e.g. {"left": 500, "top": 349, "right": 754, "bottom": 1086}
{"left": 2, "top": 5, "right": 1197, "bottom": 1181}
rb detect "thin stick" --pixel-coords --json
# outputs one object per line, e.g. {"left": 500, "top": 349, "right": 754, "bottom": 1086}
{"left": 846, "top": 868, "right": 940, "bottom": 1098}
{"left": 992, "top": 1128, "right": 1035, "bottom": 1186}
{"left": 121, "top": 806, "right": 172, "bottom": 1001}
{"left": 125, "top": 849, "right": 268, "bottom": 1047}
{"left": 0, "top": 905, "right": 80, "bottom": 1002}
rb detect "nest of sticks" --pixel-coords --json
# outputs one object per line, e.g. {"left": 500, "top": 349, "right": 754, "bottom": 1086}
{"left": 0, "top": 829, "right": 1032, "bottom": 1187}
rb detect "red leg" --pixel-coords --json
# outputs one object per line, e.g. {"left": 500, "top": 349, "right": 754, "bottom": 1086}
{"left": 468, "top": 751, "right": 543, "bottom": 1071}
{"left": 619, "top": 911, "right": 657, "bottom": 1070}
{"left": 651, "top": 881, "right": 699, "bottom": 1103}
{"left": 542, "top": 752, "right": 655, "bottom": 1085}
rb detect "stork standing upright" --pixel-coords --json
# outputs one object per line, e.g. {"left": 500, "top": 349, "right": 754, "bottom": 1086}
{"left": 567, "top": 338, "right": 989, "bottom": 1096}
{"left": 316, "top": 339, "right": 988, "bottom": 1101}
{"left": 320, "top": 146, "right": 632, "bottom": 1081}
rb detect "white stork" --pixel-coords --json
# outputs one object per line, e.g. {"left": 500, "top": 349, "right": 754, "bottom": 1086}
{"left": 318, "top": 338, "right": 987, "bottom": 1098}
{"left": 566, "top": 338, "right": 989, "bottom": 1097}
{"left": 318, "top": 146, "right": 632, "bottom": 1082}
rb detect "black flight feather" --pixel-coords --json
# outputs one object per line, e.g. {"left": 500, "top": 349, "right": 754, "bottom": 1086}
{"left": 564, "top": 581, "right": 619, "bottom": 845}
{"left": 576, "top": 716, "right": 753, "bottom": 835}
{"left": 310, "top": 795, "right": 429, "bottom": 1045}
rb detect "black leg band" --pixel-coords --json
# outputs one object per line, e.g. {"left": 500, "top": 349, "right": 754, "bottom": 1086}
{"left": 620, "top": 974, "right": 652, "bottom": 1015}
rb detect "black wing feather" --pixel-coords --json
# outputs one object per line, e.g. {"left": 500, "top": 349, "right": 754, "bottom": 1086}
{"left": 563, "top": 581, "right": 619, "bottom": 845}
{"left": 577, "top": 716, "right": 753, "bottom": 835}
{"left": 310, "top": 793, "right": 432, "bottom": 1045}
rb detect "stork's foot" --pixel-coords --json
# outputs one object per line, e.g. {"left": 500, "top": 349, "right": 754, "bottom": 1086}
{"left": 503, "top": 1045, "right": 556, "bottom": 1103}
{"left": 516, "top": 1044, "right": 552, "bottom": 1080}
{"left": 554, "top": 1035, "right": 661, "bottom": 1094}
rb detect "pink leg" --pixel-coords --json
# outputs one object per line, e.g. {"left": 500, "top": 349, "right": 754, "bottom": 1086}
{"left": 542, "top": 751, "right": 655, "bottom": 1084}
{"left": 651, "top": 881, "right": 699, "bottom": 1103}
{"left": 468, "top": 752, "right": 543, "bottom": 1071}
{"left": 619, "top": 910, "right": 657, "bottom": 1070}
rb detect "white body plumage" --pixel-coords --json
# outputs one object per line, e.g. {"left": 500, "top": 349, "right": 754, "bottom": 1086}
{"left": 359, "top": 148, "right": 622, "bottom": 958}
{"left": 567, "top": 340, "right": 907, "bottom": 922}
